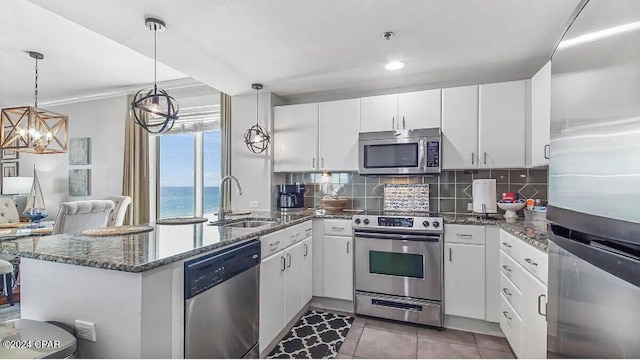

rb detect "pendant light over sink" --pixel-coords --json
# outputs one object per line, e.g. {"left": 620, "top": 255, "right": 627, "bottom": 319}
{"left": 244, "top": 83, "right": 270, "bottom": 154}
{"left": 1, "top": 51, "right": 68, "bottom": 154}
{"left": 131, "top": 18, "right": 179, "bottom": 134}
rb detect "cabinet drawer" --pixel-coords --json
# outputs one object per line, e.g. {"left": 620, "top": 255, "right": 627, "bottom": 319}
{"left": 323, "top": 219, "right": 352, "bottom": 236}
{"left": 288, "top": 223, "right": 306, "bottom": 246}
{"left": 261, "top": 227, "right": 292, "bottom": 259}
{"left": 499, "top": 250, "right": 523, "bottom": 290}
{"left": 500, "top": 271, "right": 523, "bottom": 315}
{"left": 444, "top": 224, "right": 485, "bottom": 245}
{"left": 518, "top": 243, "right": 548, "bottom": 285}
{"left": 302, "top": 221, "right": 313, "bottom": 239}
{"left": 499, "top": 293, "right": 523, "bottom": 358}
{"left": 499, "top": 230, "right": 521, "bottom": 260}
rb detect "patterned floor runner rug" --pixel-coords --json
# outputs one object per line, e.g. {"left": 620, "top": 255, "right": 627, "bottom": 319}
{"left": 267, "top": 309, "right": 354, "bottom": 358}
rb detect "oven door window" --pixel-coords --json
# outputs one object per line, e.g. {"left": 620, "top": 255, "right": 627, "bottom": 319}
{"left": 369, "top": 250, "right": 424, "bottom": 278}
{"left": 363, "top": 143, "right": 419, "bottom": 168}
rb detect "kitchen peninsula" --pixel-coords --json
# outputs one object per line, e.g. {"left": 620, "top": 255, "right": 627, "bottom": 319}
{"left": 0, "top": 213, "right": 314, "bottom": 358}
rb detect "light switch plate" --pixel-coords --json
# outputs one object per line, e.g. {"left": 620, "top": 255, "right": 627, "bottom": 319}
{"left": 249, "top": 201, "right": 259, "bottom": 208}
{"left": 467, "top": 203, "right": 473, "bottom": 211}
{"left": 75, "top": 320, "right": 97, "bottom": 342}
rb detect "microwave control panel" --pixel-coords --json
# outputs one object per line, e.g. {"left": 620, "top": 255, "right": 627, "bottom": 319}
{"left": 426, "top": 141, "right": 440, "bottom": 168}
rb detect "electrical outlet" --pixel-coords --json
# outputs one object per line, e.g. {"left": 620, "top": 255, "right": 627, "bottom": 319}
{"left": 467, "top": 203, "right": 473, "bottom": 211}
{"left": 249, "top": 201, "right": 259, "bottom": 208}
{"left": 75, "top": 320, "right": 97, "bottom": 342}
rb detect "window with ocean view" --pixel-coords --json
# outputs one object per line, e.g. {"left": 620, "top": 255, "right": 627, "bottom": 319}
{"left": 156, "top": 101, "right": 222, "bottom": 220}
{"left": 159, "top": 134, "right": 196, "bottom": 218}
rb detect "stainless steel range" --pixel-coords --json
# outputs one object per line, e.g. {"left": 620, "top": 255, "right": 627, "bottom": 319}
{"left": 353, "top": 211, "right": 444, "bottom": 328}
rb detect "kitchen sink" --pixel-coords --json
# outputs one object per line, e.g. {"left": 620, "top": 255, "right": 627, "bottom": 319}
{"left": 225, "top": 220, "right": 277, "bottom": 228}
{"left": 209, "top": 217, "right": 278, "bottom": 228}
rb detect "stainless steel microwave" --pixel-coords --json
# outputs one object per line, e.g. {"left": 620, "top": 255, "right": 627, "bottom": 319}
{"left": 358, "top": 128, "right": 441, "bottom": 175}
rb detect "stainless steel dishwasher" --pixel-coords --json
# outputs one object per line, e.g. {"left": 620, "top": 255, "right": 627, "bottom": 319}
{"left": 184, "top": 239, "right": 260, "bottom": 359}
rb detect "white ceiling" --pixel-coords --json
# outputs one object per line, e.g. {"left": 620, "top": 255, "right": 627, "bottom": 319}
{"left": 0, "top": 0, "right": 187, "bottom": 108}
{"left": 17, "top": 0, "right": 580, "bottom": 102}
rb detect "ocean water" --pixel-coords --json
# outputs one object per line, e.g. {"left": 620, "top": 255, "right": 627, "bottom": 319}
{"left": 160, "top": 186, "right": 220, "bottom": 218}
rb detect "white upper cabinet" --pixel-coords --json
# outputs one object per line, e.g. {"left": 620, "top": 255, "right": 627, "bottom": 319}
{"left": 359, "top": 94, "right": 398, "bottom": 132}
{"left": 360, "top": 90, "right": 441, "bottom": 132}
{"left": 318, "top": 99, "right": 360, "bottom": 171}
{"left": 398, "top": 89, "right": 442, "bottom": 129}
{"left": 528, "top": 61, "right": 551, "bottom": 168}
{"left": 479, "top": 80, "right": 527, "bottom": 168}
{"left": 274, "top": 103, "right": 319, "bottom": 172}
{"left": 442, "top": 85, "right": 479, "bottom": 169}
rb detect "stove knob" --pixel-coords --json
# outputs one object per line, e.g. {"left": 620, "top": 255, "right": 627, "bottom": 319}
{"left": 432, "top": 221, "right": 440, "bottom": 228}
{"left": 363, "top": 219, "right": 370, "bottom": 225}
{"left": 355, "top": 218, "right": 361, "bottom": 225}
{"left": 422, "top": 221, "right": 429, "bottom": 227}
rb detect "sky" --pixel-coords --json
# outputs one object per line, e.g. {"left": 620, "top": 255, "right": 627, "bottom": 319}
{"left": 159, "top": 131, "right": 221, "bottom": 187}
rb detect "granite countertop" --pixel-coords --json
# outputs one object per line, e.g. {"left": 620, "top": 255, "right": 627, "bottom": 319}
{"left": 442, "top": 214, "right": 548, "bottom": 252}
{"left": 0, "top": 211, "right": 316, "bottom": 273}
{"left": 0, "top": 209, "right": 546, "bottom": 273}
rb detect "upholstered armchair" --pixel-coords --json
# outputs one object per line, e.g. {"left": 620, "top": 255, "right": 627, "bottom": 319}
{"left": 104, "top": 196, "right": 132, "bottom": 227}
{"left": 0, "top": 197, "right": 20, "bottom": 224}
{"left": 52, "top": 200, "right": 115, "bottom": 235}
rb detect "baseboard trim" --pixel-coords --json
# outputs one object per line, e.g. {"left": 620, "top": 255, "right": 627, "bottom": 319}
{"left": 310, "top": 296, "right": 354, "bottom": 314}
{"left": 444, "top": 315, "right": 503, "bottom": 337}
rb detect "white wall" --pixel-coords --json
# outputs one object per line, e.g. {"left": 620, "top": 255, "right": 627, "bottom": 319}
{"left": 231, "top": 92, "right": 284, "bottom": 211}
{"left": 19, "top": 96, "right": 127, "bottom": 218}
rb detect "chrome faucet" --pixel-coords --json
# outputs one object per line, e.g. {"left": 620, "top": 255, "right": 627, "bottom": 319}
{"left": 217, "top": 175, "right": 243, "bottom": 221}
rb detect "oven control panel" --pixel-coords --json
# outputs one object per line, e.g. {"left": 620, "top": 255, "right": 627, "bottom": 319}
{"left": 353, "top": 215, "right": 443, "bottom": 232}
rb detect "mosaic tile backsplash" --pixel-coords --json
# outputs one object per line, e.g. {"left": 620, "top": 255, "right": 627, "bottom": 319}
{"left": 384, "top": 184, "right": 430, "bottom": 212}
{"left": 280, "top": 168, "right": 548, "bottom": 215}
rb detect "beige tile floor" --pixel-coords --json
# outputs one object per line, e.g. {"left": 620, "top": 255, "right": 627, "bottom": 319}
{"left": 328, "top": 311, "right": 515, "bottom": 359}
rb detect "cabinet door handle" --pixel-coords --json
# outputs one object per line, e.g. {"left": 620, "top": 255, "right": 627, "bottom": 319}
{"left": 502, "top": 288, "right": 512, "bottom": 297}
{"left": 449, "top": 247, "right": 452, "bottom": 262}
{"left": 538, "top": 294, "right": 547, "bottom": 317}
{"left": 484, "top": 152, "right": 487, "bottom": 165}
{"left": 392, "top": 117, "right": 395, "bottom": 129}
{"left": 304, "top": 244, "right": 308, "bottom": 257}
{"left": 270, "top": 241, "right": 280, "bottom": 251}
{"left": 525, "top": 258, "right": 538, "bottom": 266}
{"left": 312, "top": 158, "right": 316, "bottom": 169}
{"left": 287, "top": 253, "right": 292, "bottom": 268}
{"left": 281, "top": 256, "right": 286, "bottom": 271}
{"left": 321, "top": 158, "right": 325, "bottom": 168}
{"left": 502, "top": 242, "right": 512, "bottom": 248}
{"left": 472, "top": 152, "right": 475, "bottom": 165}
{"left": 544, "top": 144, "right": 550, "bottom": 159}
{"left": 331, "top": 226, "right": 344, "bottom": 231}
{"left": 502, "top": 265, "right": 512, "bottom": 272}
{"left": 402, "top": 116, "right": 406, "bottom": 129}
{"left": 456, "top": 233, "right": 472, "bottom": 238}
{"left": 503, "top": 311, "right": 512, "bottom": 320}
{"left": 347, "top": 242, "right": 350, "bottom": 254}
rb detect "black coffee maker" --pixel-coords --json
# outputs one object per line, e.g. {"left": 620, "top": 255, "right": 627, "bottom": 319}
{"left": 277, "top": 184, "right": 305, "bottom": 211}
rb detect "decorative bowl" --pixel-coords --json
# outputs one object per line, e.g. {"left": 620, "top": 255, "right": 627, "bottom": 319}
{"left": 497, "top": 201, "right": 526, "bottom": 219}
{"left": 320, "top": 198, "right": 348, "bottom": 214}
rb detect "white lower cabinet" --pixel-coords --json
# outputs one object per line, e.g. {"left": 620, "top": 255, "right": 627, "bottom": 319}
{"left": 499, "top": 229, "right": 548, "bottom": 359}
{"left": 444, "top": 243, "right": 486, "bottom": 319}
{"left": 444, "top": 224, "right": 486, "bottom": 320}
{"left": 259, "top": 251, "right": 286, "bottom": 352}
{"left": 259, "top": 222, "right": 313, "bottom": 353}
{"left": 322, "top": 235, "right": 353, "bottom": 301}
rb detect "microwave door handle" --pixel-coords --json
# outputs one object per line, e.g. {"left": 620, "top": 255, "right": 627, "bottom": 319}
{"left": 418, "top": 139, "right": 426, "bottom": 170}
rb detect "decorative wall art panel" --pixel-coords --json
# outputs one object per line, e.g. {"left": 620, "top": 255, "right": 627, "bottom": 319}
{"left": 383, "top": 184, "right": 430, "bottom": 212}
{"left": 69, "top": 137, "right": 90, "bottom": 165}
{"left": 69, "top": 169, "right": 90, "bottom": 196}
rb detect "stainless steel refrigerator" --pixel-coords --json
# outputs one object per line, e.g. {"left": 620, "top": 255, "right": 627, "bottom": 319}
{"left": 547, "top": 0, "right": 640, "bottom": 357}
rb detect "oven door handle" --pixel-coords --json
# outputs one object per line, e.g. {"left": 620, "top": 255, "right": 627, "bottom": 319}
{"left": 354, "top": 232, "right": 440, "bottom": 242}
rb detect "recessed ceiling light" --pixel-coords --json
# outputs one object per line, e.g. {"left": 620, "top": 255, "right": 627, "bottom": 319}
{"left": 385, "top": 61, "right": 405, "bottom": 71}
